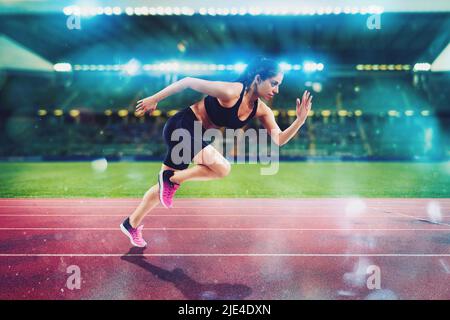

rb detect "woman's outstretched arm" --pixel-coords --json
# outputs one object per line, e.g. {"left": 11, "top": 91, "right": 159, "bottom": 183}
{"left": 259, "top": 90, "right": 313, "bottom": 146}
{"left": 135, "top": 77, "right": 242, "bottom": 115}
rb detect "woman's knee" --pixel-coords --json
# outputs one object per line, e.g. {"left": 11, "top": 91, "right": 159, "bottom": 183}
{"left": 214, "top": 161, "right": 231, "bottom": 178}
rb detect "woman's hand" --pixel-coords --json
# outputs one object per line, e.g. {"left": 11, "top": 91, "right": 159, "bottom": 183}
{"left": 296, "top": 90, "right": 313, "bottom": 124}
{"left": 135, "top": 96, "right": 158, "bottom": 116}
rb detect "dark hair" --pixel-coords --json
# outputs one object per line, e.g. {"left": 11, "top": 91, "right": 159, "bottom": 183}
{"left": 236, "top": 56, "right": 282, "bottom": 91}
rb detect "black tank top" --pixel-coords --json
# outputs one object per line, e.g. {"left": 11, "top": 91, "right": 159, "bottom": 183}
{"left": 204, "top": 83, "right": 258, "bottom": 129}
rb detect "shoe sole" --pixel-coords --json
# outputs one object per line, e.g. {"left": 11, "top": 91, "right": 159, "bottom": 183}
{"left": 158, "top": 171, "right": 171, "bottom": 209}
{"left": 120, "top": 223, "right": 147, "bottom": 248}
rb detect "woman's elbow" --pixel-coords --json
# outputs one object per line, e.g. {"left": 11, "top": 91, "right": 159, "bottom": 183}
{"left": 180, "top": 77, "right": 192, "bottom": 89}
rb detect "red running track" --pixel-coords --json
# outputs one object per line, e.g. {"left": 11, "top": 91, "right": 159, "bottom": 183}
{"left": 0, "top": 198, "right": 449, "bottom": 300}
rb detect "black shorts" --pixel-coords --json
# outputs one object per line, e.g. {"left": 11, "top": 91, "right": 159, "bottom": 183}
{"left": 162, "top": 107, "right": 211, "bottom": 170}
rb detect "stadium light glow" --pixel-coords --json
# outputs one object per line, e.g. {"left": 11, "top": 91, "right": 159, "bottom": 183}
{"left": 405, "top": 110, "right": 414, "bottom": 116}
{"left": 69, "top": 109, "right": 80, "bottom": 117}
{"left": 421, "top": 110, "right": 430, "bottom": 116}
{"left": 123, "top": 59, "right": 141, "bottom": 76}
{"left": 63, "top": 6, "right": 386, "bottom": 17}
{"left": 54, "top": 63, "right": 72, "bottom": 72}
{"left": 388, "top": 110, "right": 399, "bottom": 117}
{"left": 234, "top": 63, "right": 247, "bottom": 73}
{"left": 308, "top": 110, "right": 314, "bottom": 117}
{"left": 287, "top": 110, "right": 297, "bottom": 117}
{"left": 303, "top": 62, "right": 324, "bottom": 73}
{"left": 272, "top": 110, "right": 280, "bottom": 117}
{"left": 104, "top": 109, "right": 113, "bottom": 116}
{"left": 354, "top": 110, "right": 363, "bottom": 117}
{"left": 151, "top": 110, "right": 162, "bottom": 117}
{"left": 279, "top": 62, "right": 292, "bottom": 71}
{"left": 118, "top": 110, "right": 129, "bottom": 117}
{"left": 125, "top": 7, "right": 134, "bottom": 15}
{"left": 104, "top": 7, "right": 113, "bottom": 15}
{"left": 321, "top": 110, "right": 331, "bottom": 117}
{"left": 63, "top": 6, "right": 73, "bottom": 15}
{"left": 54, "top": 109, "right": 64, "bottom": 117}
{"left": 338, "top": 110, "right": 348, "bottom": 117}
{"left": 167, "top": 110, "right": 178, "bottom": 116}
{"left": 413, "top": 63, "right": 431, "bottom": 72}
{"left": 38, "top": 109, "right": 47, "bottom": 117}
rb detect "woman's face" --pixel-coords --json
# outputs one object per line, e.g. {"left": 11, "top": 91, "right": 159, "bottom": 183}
{"left": 256, "top": 72, "right": 284, "bottom": 100}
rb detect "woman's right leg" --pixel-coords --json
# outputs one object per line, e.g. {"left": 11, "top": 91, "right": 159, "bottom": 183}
{"left": 128, "top": 145, "right": 230, "bottom": 227}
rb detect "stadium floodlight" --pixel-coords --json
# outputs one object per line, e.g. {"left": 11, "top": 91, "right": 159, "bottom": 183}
{"left": 54, "top": 63, "right": 72, "bottom": 72}
{"left": 118, "top": 110, "right": 129, "bottom": 117}
{"left": 112, "top": 7, "right": 122, "bottom": 15}
{"left": 151, "top": 110, "right": 162, "bottom": 117}
{"left": 413, "top": 63, "right": 431, "bottom": 72}
{"left": 173, "top": 7, "right": 181, "bottom": 15}
{"left": 167, "top": 110, "right": 178, "bottom": 116}
{"left": 388, "top": 110, "right": 399, "bottom": 117}
{"left": 123, "top": 59, "right": 141, "bottom": 76}
{"left": 164, "top": 7, "right": 173, "bottom": 15}
{"left": 354, "top": 110, "right": 363, "bottom": 117}
{"left": 279, "top": 62, "right": 292, "bottom": 72}
{"left": 199, "top": 8, "right": 207, "bottom": 15}
{"left": 125, "top": 7, "right": 134, "bottom": 15}
{"left": 207, "top": 8, "right": 216, "bottom": 16}
{"left": 104, "top": 109, "right": 113, "bottom": 116}
{"left": 321, "top": 110, "right": 331, "bottom": 117}
{"left": 234, "top": 63, "right": 247, "bottom": 72}
{"left": 54, "top": 109, "right": 64, "bottom": 117}
{"left": 104, "top": 7, "right": 113, "bottom": 15}
{"left": 272, "top": 110, "right": 280, "bottom": 117}
{"left": 303, "top": 61, "right": 323, "bottom": 72}
{"left": 405, "top": 110, "right": 414, "bottom": 116}
{"left": 333, "top": 7, "right": 342, "bottom": 15}
{"left": 38, "top": 109, "right": 47, "bottom": 117}
{"left": 63, "top": 6, "right": 73, "bottom": 16}
{"left": 287, "top": 110, "right": 297, "bottom": 117}
{"left": 230, "top": 7, "right": 239, "bottom": 15}
{"left": 421, "top": 110, "right": 430, "bottom": 116}
{"left": 308, "top": 110, "right": 314, "bottom": 117}
{"left": 338, "top": 110, "right": 348, "bottom": 117}
{"left": 70, "top": 109, "right": 80, "bottom": 117}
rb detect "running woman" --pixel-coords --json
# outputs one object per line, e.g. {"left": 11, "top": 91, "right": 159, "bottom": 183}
{"left": 120, "top": 57, "right": 313, "bottom": 247}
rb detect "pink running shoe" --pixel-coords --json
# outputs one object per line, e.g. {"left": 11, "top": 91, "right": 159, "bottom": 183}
{"left": 120, "top": 218, "right": 147, "bottom": 247}
{"left": 158, "top": 170, "right": 180, "bottom": 208}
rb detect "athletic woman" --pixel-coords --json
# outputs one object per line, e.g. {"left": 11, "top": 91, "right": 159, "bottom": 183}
{"left": 120, "top": 57, "right": 313, "bottom": 247}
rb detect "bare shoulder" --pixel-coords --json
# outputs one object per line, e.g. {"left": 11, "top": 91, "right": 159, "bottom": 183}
{"left": 255, "top": 99, "right": 272, "bottom": 118}
{"left": 226, "top": 81, "right": 245, "bottom": 98}
{"left": 216, "top": 81, "right": 244, "bottom": 106}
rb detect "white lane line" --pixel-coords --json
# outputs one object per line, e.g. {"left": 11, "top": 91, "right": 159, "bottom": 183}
{"left": 0, "top": 214, "right": 416, "bottom": 218}
{"left": 0, "top": 253, "right": 450, "bottom": 257}
{"left": 0, "top": 205, "right": 372, "bottom": 209}
{"left": 0, "top": 227, "right": 449, "bottom": 231}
